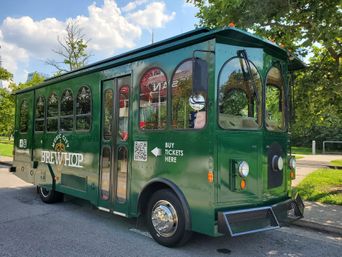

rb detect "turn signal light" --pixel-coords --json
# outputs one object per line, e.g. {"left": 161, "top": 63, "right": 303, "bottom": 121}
{"left": 240, "top": 179, "right": 246, "bottom": 190}
{"left": 208, "top": 170, "right": 214, "bottom": 183}
{"left": 290, "top": 170, "right": 295, "bottom": 180}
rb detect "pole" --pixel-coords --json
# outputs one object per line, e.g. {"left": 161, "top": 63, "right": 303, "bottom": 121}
{"left": 312, "top": 140, "right": 316, "bottom": 155}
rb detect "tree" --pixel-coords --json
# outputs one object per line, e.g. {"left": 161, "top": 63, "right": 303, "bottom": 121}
{"left": 191, "top": 0, "right": 341, "bottom": 65}
{"left": 0, "top": 67, "right": 13, "bottom": 81}
{"left": 191, "top": 0, "right": 342, "bottom": 147}
{"left": 47, "top": 21, "right": 91, "bottom": 73}
{"left": 0, "top": 72, "right": 44, "bottom": 139}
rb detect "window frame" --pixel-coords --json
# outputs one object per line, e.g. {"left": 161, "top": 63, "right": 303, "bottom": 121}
{"left": 217, "top": 55, "right": 263, "bottom": 131}
{"left": 170, "top": 58, "right": 208, "bottom": 131}
{"left": 138, "top": 66, "right": 168, "bottom": 131}
{"left": 76, "top": 85, "right": 92, "bottom": 132}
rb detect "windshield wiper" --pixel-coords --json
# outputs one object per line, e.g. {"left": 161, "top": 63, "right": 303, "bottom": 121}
{"left": 237, "top": 50, "right": 259, "bottom": 105}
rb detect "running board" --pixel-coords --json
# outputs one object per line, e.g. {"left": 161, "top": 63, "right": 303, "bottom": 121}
{"left": 218, "top": 206, "right": 280, "bottom": 237}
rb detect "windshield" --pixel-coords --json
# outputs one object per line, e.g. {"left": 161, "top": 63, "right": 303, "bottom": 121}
{"left": 265, "top": 67, "right": 286, "bottom": 131}
{"left": 218, "top": 57, "right": 262, "bottom": 129}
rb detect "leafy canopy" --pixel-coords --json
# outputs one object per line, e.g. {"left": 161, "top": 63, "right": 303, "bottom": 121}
{"left": 191, "top": 0, "right": 341, "bottom": 63}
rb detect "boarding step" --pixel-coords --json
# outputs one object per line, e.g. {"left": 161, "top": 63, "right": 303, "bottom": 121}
{"left": 218, "top": 206, "right": 280, "bottom": 237}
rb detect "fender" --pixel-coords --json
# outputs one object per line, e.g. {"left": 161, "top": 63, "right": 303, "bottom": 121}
{"left": 137, "top": 177, "right": 192, "bottom": 230}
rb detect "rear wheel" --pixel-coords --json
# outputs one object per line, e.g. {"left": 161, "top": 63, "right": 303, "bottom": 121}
{"left": 147, "top": 189, "right": 192, "bottom": 247}
{"left": 38, "top": 186, "right": 64, "bottom": 203}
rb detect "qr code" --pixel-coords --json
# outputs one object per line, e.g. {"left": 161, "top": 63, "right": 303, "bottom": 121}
{"left": 134, "top": 141, "right": 147, "bottom": 162}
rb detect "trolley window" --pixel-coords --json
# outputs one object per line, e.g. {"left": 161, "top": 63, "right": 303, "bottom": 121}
{"left": 100, "top": 147, "right": 111, "bottom": 200}
{"left": 218, "top": 57, "right": 262, "bottom": 129}
{"left": 265, "top": 67, "right": 285, "bottom": 131}
{"left": 139, "top": 67, "right": 167, "bottom": 129}
{"left": 60, "top": 89, "right": 74, "bottom": 131}
{"left": 47, "top": 93, "right": 59, "bottom": 132}
{"left": 19, "top": 100, "right": 29, "bottom": 133}
{"left": 35, "top": 96, "right": 45, "bottom": 132}
{"left": 172, "top": 59, "right": 207, "bottom": 129}
{"left": 76, "top": 86, "right": 91, "bottom": 131}
{"left": 103, "top": 89, "right": 113, "bottom": 140}
{"left": 118, "top": 82, "right": 129, "bottom": 141}
{"left": 116, "top": 146, "right": 128, "bottom": 202}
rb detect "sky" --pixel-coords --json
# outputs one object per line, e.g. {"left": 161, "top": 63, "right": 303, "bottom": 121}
{"left": 0, "top": 0, "right": 199, "bottom": 85}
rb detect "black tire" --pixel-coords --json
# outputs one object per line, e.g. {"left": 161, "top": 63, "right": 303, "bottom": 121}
{"left": 38, "top": 186, "right": 64, "bottom": 203}
{"left": 147, "top": 189, "right": 192, "bottom": 247}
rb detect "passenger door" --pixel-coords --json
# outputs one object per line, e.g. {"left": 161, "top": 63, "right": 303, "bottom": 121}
{"left": 98, "top": 76, "right": 131, "bottom": 215}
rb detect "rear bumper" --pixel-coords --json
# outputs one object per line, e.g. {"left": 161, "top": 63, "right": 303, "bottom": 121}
{"left": 218, "top": 193, "right": 304, "bottom": 237}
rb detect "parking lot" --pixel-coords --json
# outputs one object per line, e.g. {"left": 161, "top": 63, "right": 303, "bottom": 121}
{"left": 0, "top": 165, "right": 341, "bottom": 257}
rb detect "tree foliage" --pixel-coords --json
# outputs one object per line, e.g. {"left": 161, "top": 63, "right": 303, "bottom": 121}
{"left": 47, "top": 21, "right": 91, "bottom": 73}
{"left": 191, "top": 0, "right": 342, "bottom": 147}
{"left": 0, "top": 67, "right": 13, "bottom": 81}
{"left": 191, "top": 0, "right": 341, "bottom": 63}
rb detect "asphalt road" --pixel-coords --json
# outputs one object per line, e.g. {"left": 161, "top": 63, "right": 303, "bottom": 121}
{"left": 0, "top": 166, "right": 341, "bottom": 257}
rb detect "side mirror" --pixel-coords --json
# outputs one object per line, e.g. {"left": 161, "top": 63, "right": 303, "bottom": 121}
{"left": 192, "top": 58, "right": 208, "bottom": 94}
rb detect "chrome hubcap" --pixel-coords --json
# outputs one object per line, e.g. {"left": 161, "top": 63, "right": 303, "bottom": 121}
{"left": 151, "top": 200, "right": 178, "bottom": 237}
{"left": 40, "top": 187, "right": 50, "bottom": 198}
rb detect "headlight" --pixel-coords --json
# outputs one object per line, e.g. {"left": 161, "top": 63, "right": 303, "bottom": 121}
{"left": 289, "top": 157, "right": 296, "bottom": 170}
{"left": 272, "top": 156, "right": 284, "bottom": 171}
{"left": 238, "top": 161, "right": 249, "bottom": 177}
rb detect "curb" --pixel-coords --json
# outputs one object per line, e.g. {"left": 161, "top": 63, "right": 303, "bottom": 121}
{"left": 293, "top": 219, "right": 342, "bottom": 236}
{"left": 0, "top": 161, "right": 12, "bottom": 167}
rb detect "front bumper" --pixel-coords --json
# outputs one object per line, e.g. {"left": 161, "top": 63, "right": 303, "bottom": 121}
{"left": 218, "top": 193, "right": 304, "bottom": 237}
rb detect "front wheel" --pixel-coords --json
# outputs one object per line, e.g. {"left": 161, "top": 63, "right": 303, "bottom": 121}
{"left": 38, "top": 186, "right": 64, "bottom": 203}
{"left": 147, "top": 189, "right": 192, "bottom": 247}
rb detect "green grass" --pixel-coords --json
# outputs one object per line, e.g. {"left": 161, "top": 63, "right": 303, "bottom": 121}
{"left": 291, "top": 146, "right": 319, "bottom": 155}
{"left": 295, "top": 155, "right": 304, "bottom": 160}
{"left": 0, "top": 143, "right": 13, "bottom": 157}
{"left": 0, "top": 136, "right": 13, "bottom": 145}
{"left": 330, "top": 159, "right": 342, "bottom": 167}
{"left": 296, "top": 168, "right": 342, "bottom": 205}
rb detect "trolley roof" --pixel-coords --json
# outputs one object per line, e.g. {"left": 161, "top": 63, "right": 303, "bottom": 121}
{"left": 14, "top": 27, "right": 305, "bottom": 94}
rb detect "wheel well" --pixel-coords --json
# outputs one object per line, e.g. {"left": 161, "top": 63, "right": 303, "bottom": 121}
{"left": 138, "top": 182, "right": 170, "bottom": 215}
{"left": 137, "top": 179, "right": 192, "bottom": 230}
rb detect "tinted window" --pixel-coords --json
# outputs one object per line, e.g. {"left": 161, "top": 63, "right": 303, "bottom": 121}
{"left": 60, "top": 89, "right": 74, "bottom": 131}
{"left": 218, "top": 57, "right": 261, "bottom": 129}
{"left": 35, "top": 96, "right": 45, "bottom": 132}
{"left": 35, "top": 96, "right": 45, "bottom": 118}
{"left": 100, "top": 147, "right": 111, "bottom": 200}
{"left": 19, "top": 100, "right": 29, "bottom": 133}
{"left": 60, "top": 89, "right": 73, "bottom": 116}
{"left": 139, "top": 68, "right": 167, "bottom": 129}
{"left": 47, "top": 93, "right": 58, "bottom": 132}
{"left": 118, "top": 79, "right": 129, "bottom": 141}
{"left": 116, "top": 146, "right": 128, "bottom": 202}
{"left": 76, "top": 86, "right": 91, "bottom": 130}
{"left": 266, "top": 67, "right": 285, "bottom": 131}
{"left": 171, "top": 59, "right": 207, "bottom": 129}
{"left": 103, "top": 89, "right": 113, "bottom": 140}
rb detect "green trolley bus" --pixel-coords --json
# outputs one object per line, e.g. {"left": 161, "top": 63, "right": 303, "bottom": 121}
{"left": 11, "top": 27, "right": 305, "bottom": 247}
